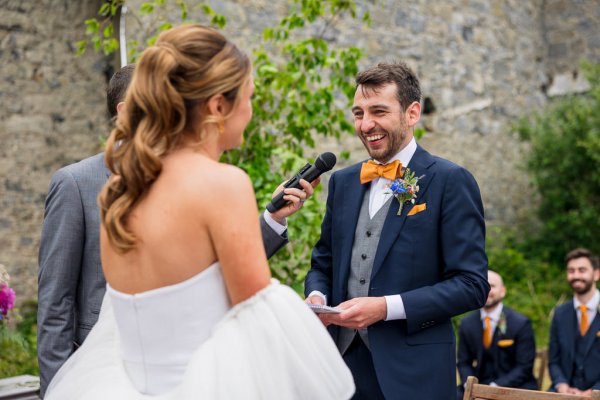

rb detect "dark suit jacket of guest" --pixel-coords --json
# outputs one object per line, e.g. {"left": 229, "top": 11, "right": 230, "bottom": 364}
{"left": 457, "top": 306, "right": 538, "bottom": 390}
{"left": 305, "top": 145, "right": 489, "bottom": 399}
{"left": 548, "top": 299, "right": 600, "bottom": 391}
{"left": 38, "top": 153, "right": 288, "bottom": 397}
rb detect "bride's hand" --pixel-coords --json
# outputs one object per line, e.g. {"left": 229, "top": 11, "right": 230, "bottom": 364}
{"left": 268, "top": 178, "right": 320, "bottom": 223}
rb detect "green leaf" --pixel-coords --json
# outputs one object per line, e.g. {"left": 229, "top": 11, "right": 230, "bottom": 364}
{"left": 75, "top": 40, "right": 87, "bottom": 56}
{"left": 98, "top": 3, "right": 110, "bottom": 16}
{"left": 258, "top": 65, "right": 278, "bottom": 75}
{"left": 414, "top": 127, "right": 426, "bottom": 139}
{"left": 211, "top": 14, "right": 227, "bottom": 28}
{"left": 177, "top": 0, "right": 189, "bottom": 20}
{"left": 84, "top": 19, "right": 100, "bottom": 35}
{"left": 159, "top": 22, "right": 173, "bottom": 31}
{"left": 200, "top": 4, "right": 215, "bottom": 16}
{"left": 103, "top": 24, "right": 113, "bottom": 39}
{"left": 140, "top": 2, "right": 155, "bottom": 14}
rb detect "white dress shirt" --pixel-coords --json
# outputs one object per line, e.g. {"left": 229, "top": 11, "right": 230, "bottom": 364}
{"left": 574, "top": 289, "right": 600, "bottom": 327}
{"left": 478, "top": 303, "right": 504, "bottom": 386}
{"left": 263, "top": 210, "right": 287, "bottom": 236}
{"left": 480, "top": 303, "right": 504, "bottom": 335}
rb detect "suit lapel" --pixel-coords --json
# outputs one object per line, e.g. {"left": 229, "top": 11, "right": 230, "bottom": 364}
{"left": 371, "top": 145, "right": 436, "bottom": 279}
{"left": 492, "top": 308, "right": 510, "bottom": 373}
{"left": 474, "top": 316, "right": 485, "bottom": 374}
{"left": 564, "top": 302, "right": 577, "bottom": 361}
{"left": 337, "top": 165, "right": 368, "bottom": 294}
{"left": 581, "top": 310, "right": 600, "bottom": 358}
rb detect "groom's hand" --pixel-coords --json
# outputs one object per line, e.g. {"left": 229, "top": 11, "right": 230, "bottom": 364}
{"left": 268, "top": 178, "right": 320, "bottom": 224}
{"left": 322, "top": 297, "right": 387, "bottom": 329}
{"left": 306, "top": 295, "right": 331, "bottom": 326}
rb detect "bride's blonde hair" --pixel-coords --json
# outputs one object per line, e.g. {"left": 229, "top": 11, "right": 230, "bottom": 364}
{"left": 99, "top": 24, "right": 251, "bottom": 253}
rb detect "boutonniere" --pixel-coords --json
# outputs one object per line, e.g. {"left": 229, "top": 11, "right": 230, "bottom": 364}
{"left": 385, "top": 167, "right": 424, "bottom": 215}
{"left": 498, "top": 312, "right": 507, "bottom": 335}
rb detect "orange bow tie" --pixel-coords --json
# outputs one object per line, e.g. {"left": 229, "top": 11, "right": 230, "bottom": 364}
{"left": 360, "top": 160, "right": 402, "bottom": 184}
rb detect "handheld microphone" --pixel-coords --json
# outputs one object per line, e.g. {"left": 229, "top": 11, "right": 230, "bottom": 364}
{"left": 266, "top": 152, "right": 337, "bottom": 213}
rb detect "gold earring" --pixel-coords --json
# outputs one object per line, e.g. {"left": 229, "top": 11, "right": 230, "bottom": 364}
{"left": 218, "top": 121, "right": 225, "bottom": 135}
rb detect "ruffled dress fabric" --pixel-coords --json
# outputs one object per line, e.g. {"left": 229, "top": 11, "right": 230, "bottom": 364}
{"left": 45, "top": 264, "right": 354, "bottom": 400}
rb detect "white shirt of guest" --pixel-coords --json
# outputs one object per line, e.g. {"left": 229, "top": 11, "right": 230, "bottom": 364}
{"left": 574, "top": 289, "right": 600, "bottom": 328}
{"left": 262, "top": 210, "right": 287, "bottom": 236}
{"left": 480, "top": 303, "right": 504, "bottom": 335}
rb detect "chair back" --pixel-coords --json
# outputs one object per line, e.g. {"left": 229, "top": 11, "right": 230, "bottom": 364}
{"left": 462, "top": 376, "right": 600, "bottom": 400}
{"left": 536, "top": 348, "right": 548, "bottom": 389}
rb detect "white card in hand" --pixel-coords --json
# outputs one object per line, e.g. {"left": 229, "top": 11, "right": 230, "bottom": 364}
{"left": 308, "top": 304, "right": 342, "bottom": 314}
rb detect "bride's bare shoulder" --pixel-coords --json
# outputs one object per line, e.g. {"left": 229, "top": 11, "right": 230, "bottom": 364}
{"left": 164, "top": 153, "right": 254, "bottom": 199}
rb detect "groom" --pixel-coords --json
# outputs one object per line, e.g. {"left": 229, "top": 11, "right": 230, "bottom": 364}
{"left": 305, "top": 62, "right": 489, "bottom": 399}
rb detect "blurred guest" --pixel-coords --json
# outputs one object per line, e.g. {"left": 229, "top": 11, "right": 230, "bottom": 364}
{"left": 457, "top": 270, "right": 537, "bottom": 399}
{"left": 549, "top": 248, "right": 600, "bottom": 396}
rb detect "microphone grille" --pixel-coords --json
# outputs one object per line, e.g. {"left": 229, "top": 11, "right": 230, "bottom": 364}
{"left": 314, "top": 152, "right": 337, "bottom": 172}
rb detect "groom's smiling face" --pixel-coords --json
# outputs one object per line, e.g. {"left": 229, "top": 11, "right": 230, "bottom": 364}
{"left": 352, "top": 82, "right": 418, "bottom": 164}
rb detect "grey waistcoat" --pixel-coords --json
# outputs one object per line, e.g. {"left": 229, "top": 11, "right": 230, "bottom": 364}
{"left": 338, "top": 189, "right": 392, "bottom": 355}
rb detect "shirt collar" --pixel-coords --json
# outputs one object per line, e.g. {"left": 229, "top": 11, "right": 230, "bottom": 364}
{"left": 573, "top": 288, "right": 600, "bottom": 310}
{"left": 480, "top": 303, "right": 503, "bottom": 321}
{"left": 373, "top": 137, "right": 417, "bottom": 167}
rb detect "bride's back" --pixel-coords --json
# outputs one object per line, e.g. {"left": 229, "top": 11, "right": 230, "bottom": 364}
{"left": 98, "top": 24, "right": 270, "bottom": 303}
{"left": 101, "top": 151, "right": 222, "bottom": 294}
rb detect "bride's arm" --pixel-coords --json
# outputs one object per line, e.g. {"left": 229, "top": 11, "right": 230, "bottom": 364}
{"left": 205, "top": 165, "right": 271, "bottom": 305}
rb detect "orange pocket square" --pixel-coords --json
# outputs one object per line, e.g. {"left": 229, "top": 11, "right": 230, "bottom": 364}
{"left": 497, "top": 339, "right": 514, "bottom": 348}
{"left": 596, "top": 330, "right": 600, "bottom": 337}
{"left": 407, "top": 203, "right": 426, "bottom": 216}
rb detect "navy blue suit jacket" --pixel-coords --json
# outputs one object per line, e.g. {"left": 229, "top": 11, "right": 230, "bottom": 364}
{"left": 548, "top": 299, "right": 600, "bottom": 391}
{"left": 305, "top": 145, "right": 489, "bottom": 399}
{"left": 457, "top": 306, "right": 538, "bottom": 390}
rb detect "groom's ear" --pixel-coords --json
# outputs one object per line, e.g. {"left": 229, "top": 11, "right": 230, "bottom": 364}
{"left": 405, "top": 101, "right": 421, "bottom": 128}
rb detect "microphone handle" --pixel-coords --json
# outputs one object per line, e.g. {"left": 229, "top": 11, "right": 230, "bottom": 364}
{"left": 266, "top": 165, "right": 322, "bottom": 213}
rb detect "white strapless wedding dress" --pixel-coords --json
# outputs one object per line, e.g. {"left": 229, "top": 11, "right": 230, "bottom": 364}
{"left": 46, "top": 263, "right": 354, "bottom": 399}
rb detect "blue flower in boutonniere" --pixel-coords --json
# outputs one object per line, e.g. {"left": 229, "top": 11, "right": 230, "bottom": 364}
{"left": 385, "top": 167, "right": 424, "bottom": 215}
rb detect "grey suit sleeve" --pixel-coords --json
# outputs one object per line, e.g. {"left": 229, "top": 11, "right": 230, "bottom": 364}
{"left": 37, "top": 169, "right": 85, "bottom": 396}
{"left": 259, "top": 214, "right": 287, "bottom": 259}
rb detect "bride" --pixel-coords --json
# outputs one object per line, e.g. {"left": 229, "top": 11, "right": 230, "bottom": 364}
{"left": 45, "top": 24, "right": 354, "bottom": 399}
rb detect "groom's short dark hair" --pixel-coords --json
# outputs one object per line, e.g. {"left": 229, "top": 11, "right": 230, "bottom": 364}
{"left": 106, "top": 64, "right": 135, "bottom": 118}
{"left": 355, "top": 62, "right": 421, "bottom": 112}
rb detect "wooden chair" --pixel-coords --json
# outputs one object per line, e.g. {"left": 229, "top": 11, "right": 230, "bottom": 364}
{"left": 463, "top": 376, "right": 600, "bottom": 400}
{"left": 536, "top": 348, "right": 548, "bottom": 390}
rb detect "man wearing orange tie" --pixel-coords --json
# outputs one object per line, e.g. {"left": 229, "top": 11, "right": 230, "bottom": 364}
{"left": 304, "top": 62, "right": 489, "bottom": 399}
{"left": 456, "top": 270, "right": 537, "bottom": 399}
{"left": 549, "top": 248, "right": 600, "bottom": 396}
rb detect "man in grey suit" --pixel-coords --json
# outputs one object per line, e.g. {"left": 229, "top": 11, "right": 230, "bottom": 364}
{"left": 37, "top": 65, "right": 315, "bottom": 396}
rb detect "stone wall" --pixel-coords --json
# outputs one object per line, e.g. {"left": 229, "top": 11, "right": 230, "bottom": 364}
{"left": 1, "top": 0, "right": 599, "bottom": 301}
{"left": 0, "top": 0, "right": 109, "bottom": 300}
